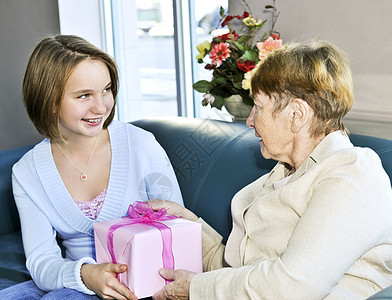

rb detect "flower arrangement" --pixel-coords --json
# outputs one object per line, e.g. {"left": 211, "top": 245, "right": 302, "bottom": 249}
{"left": 193, "top": 1, "right": 283, "bottom": 110}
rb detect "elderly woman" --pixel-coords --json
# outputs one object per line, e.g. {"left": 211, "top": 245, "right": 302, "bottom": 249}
{"left": 149, "top": 40, "right": 392, "bottom": 299}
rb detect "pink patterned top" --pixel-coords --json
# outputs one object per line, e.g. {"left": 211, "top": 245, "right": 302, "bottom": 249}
{"left": 74, "top": 189, "right": 106, "bottom": 220}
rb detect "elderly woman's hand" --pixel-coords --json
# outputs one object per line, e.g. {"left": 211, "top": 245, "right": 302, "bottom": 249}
{"left": 152, "top": 268, "right": 196, "bottom": 300}
{"left": 147, "top": 199, "right": 198, "bottom": 222}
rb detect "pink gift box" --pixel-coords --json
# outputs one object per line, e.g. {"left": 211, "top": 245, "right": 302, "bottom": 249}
{"left": 94, "top": 216, "right": 202, "bottom": 299}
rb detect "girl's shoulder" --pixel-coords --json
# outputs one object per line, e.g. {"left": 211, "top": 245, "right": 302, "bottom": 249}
{"left": 13, "top": 139, "right": 49, "bottom": 168}
{"left": 109, "top": 121, "right": 157, "bottom": 144}
{"left": 12, "top": 138, "right": 51, "bottom": 181}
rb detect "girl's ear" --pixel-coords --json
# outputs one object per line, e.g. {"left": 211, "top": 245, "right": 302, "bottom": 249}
{"left": 291, "top": 98, "right": 312, "bottom": 133}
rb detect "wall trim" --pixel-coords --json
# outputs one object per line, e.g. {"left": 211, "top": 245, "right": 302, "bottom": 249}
{"left": 346, "top": 108, "right": 392, "bottom": 124}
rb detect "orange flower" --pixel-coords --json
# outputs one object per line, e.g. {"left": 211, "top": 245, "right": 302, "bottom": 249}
{"left": 209, "top": 42, "right": 231, "bottom": 66}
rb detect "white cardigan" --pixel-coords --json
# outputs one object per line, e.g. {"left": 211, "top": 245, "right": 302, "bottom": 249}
{"left": 12, "top": 121, "right": 183, "bottom": 294}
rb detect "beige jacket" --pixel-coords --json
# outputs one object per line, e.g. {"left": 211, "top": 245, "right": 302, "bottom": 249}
{"left": 190, "top": 131, "right": 392, "bottom": 299}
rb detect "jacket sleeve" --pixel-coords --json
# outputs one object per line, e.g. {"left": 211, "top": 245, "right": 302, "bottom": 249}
{"left": 197, "top": 218, "right": 226, "bottom": 271}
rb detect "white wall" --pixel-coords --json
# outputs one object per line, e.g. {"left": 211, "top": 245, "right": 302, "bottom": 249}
{"left": 58, "top": 0, "right": 106, "bottom": 50}
{"left": 229, "top": 0, "right": 392, "bottom": 123}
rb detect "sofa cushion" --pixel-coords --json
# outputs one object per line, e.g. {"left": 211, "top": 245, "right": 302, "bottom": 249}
{"left": 0, "top": 145, "right": 33, "bottom": 236}
{"left": 368, "top": 285, "right": 392, "bottom": 299}
{"left": 0, "top": 145, "right": 33, "bottom": 290}
{"left": 0, "top": 232, "right": 31, "bottom": 290}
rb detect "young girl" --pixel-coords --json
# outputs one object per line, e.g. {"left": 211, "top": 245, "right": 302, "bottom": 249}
{"left": 0, "top": 34, "right": 183, "bottom": 299}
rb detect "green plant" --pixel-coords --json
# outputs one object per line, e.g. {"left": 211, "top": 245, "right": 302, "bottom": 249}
{"left": 193, "top": 1, "right": 282, "bottom": 110}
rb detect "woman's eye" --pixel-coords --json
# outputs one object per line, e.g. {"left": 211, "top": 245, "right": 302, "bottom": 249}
{"left": 78, "top": 94, "right": 89, "bottom": 99}
{"left": 103, "top": 87, "right": 111, "bottom": 93}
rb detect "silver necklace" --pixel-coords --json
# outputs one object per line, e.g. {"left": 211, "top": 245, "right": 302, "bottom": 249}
{"left": 56, "top": 134, "right": 100, "bottom": 182}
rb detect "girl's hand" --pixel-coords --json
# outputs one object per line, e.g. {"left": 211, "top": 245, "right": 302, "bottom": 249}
{"left": 147, "top": 199, "right": 198, "bottom": 221}
{"left": 152, "top": 268, "right": 196, "bottom": 300}
{"left": 81, "top": 263, "right": 138, "bottom": 300}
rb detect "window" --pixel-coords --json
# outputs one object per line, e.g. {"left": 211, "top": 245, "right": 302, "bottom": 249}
{"left": 192, "top": 0, "right": 231, "bottom": 121}
{"left": 58, "top": 0, "right": 229, "bottom": 121}
{"left": 110, "top": 0, "right": 179, "bottom": 121}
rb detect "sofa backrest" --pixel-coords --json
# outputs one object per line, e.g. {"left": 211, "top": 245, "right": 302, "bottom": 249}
{"left": 133, "top": 117, "right": 277, "bottom": 242}
{"left": 0, "top": 145, "right": 33, "bottom": 235}
{"left": 133, "top": 117, "right": 392, "bottom": 242}
{"left": 1, "top": 118, "right": 392, "bottom": 241}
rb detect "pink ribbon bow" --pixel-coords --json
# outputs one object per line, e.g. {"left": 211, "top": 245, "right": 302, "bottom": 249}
{"left": 107, "top": 201, "right": 178, "bottom": 279}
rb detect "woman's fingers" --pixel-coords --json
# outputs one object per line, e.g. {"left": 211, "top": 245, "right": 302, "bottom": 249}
{"left": 148, "top": 199, "right": 198, "bottom": 221}
{"left": 152, "top": 268, "right": 196, "bottom": 300}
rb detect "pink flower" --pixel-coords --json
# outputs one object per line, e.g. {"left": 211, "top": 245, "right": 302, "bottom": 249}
{"left": 203, "top": 93, "right": 215, "bottom": 104}
{"left": 209, "top": 42, "right": 231, "bottom": 66}
{"left": 256, "top": 36, "right": 283, "bottom": 60}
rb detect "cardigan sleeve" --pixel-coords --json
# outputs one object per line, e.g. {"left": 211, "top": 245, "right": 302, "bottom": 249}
{"left": 190, "top": 149, "right": 392, "bottom": 299}
{"left": 12, "top": 174, "right": 96, "bottom": 294}
{"left": 197, "top": 218, "right": 226, "bottom": 271}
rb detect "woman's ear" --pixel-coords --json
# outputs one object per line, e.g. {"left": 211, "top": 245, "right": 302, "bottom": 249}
{"left": 291, "top": 98, "right": 312, "bottom": 133}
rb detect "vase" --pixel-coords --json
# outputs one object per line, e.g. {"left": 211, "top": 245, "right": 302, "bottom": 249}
{"left": 224, "top": 94, "right": 253, "bottom": 122}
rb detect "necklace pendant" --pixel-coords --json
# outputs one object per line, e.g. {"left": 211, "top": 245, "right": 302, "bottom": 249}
{"left": 80, "top": 174, "right": 88, "bottom": 181}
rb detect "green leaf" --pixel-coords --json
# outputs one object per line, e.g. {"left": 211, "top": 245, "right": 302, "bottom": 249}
{"left": 233, "top": 82, "right": 243, "bottom": 90}
{"left": 213, "top": 95, "right": 224, "bottom": 109}
{"left": 213, "top": 37, "right": 222, "bottom": 44}
{"left": 257, "top": 20, "right": 267, "bottom": 28}
{"left": 193, "top": 80, "right": 212, "bottom": 93}
{"left": 210, "top": 85, "right": 231, "bottom": 98}
{"left": 233, "top": 71, "right": 244, "bottom": 83}
{"left": 219, "top": 6, "right": 225, "bottom": 18}
{"left": 233, "top": 41, "right": 245, "bottom": 51}
{"left": 214, "top": 77, "right": 227, "bottom": 84}
{"left": 241, "top": 50, "right": 258, "bottom": 61}
{"left": 237, "top": 35, "right": 251, "bottom": 44}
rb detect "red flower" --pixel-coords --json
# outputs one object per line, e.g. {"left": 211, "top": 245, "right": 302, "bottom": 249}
{"left": 221, "top": 16, "right": 234, "bottom": 27}
{"left": 221, "top": 11, "right": 250, "bottom": 27}
{"left": 209, "top": 42, "right": 231, "bottom": 65}
{"left": 271, "top": 33, "right": 280, "bottom": 40}
{"left": 213, "top": 32, "right": 239, "bottom": 44}
{"left": 236, "top": 60, "right": 256, "bottom": 72}
{"left": 242, "top": 12, "right": 250, "bottom": 18}
{"left": 205, "top": 64, "right": 215, "bottom": 70}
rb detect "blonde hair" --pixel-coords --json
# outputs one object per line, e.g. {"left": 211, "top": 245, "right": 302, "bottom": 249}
{"left": 23, "top": 35, "right": 119, "bottom": 140}
{"left": 251, "top": 39, "right": 353, "bottom": 137}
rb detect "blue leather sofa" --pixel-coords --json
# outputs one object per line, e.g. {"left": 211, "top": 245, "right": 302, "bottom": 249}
{"left": 0, "top": 117, "right": 391, "bottom": 298}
